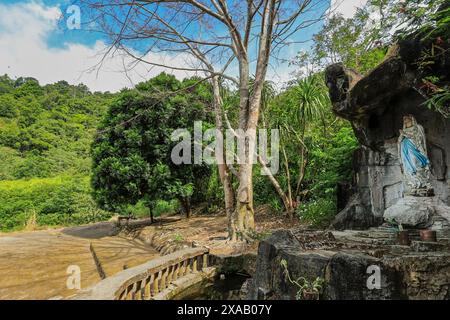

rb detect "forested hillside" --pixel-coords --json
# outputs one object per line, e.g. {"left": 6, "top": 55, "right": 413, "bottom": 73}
{"left": 0, "top": 71, "right": 359, "bottom": 231}
{"left": 0, "top": 75, "right": 111, "bottom": 179}
{"left": 0, "top": 76, "right": 114, "bottom": 230}
{"left": 0, "top": 74, "right": 219, "bottom": 231}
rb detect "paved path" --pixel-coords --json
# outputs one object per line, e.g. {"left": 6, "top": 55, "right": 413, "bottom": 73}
{"left": 0, "top": 223, "right": 159, "bottom": 299}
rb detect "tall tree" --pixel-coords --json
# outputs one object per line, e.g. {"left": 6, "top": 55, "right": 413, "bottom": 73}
{"left": 84, "top": 0, "right": 329, "bottom": 241}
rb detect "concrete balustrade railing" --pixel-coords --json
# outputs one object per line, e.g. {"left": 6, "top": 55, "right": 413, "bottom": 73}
{"left": 71, "top": 247, "right": 209, "bottom": 300}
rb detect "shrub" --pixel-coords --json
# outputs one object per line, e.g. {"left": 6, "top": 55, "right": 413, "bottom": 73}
{"left": 296, "top": 198, "right": 336, "bottom": 228}
{"left": 0, "top": 175, "right": 111, "bottom": 231}
{"left": 123, "top": 199, "right": 179, "bottom": 219}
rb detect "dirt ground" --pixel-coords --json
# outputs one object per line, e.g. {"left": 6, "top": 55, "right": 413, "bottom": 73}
{"left": 127, "top": 205, "right": 300, "bottom": 256}
{"left": 0, "top": 206, "right": 296, "bottom": 300}
{"left": 0, "top": 223, "right": 159, "bottom": 300}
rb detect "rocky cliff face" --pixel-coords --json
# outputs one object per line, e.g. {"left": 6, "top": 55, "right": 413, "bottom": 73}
{"left": 325, "top": 34, "right": 450, "bottom": 232}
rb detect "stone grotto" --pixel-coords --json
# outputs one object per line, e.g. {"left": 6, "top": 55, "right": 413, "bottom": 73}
{"left": 247, "top": 29, "right": 450, "bottom": 300}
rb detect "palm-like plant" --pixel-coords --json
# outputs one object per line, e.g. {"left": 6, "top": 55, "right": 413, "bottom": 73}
{"left": 259, "top": 75, "right": 330, "bottom": 217}
{"left": 293, "top": 76, "right": 329, "bottom": 132}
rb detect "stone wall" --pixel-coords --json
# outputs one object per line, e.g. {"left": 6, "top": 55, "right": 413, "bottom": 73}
{"left": 247, "top": 229, "right": 450, "bottom": 300}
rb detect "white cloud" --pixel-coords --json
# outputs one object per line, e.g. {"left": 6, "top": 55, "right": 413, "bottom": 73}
{"left": 329, "top": 0, "right": 368, "bottom": 18}
{"left": 0, "top": 2, "right": 197, "bottom": 92}
{"left": 0, "top": 1, "right": 369, "bottom": 93}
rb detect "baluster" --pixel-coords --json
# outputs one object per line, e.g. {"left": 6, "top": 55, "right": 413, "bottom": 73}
{"left": 192, "top": 256, "right": 198, "bottom": 272}
{"left": 203, "top": 253, "right": 208, "bottom": 269}
{"left": 143, "top": 276, "right": 151, "bottom": 300}
{"left": 125, "top": 284, "right": 134, "bottom": 300}
{"left": 136, "top": 280, "right": 144, "bottom": 300}
{"left": 172, "top": 263, "right": 180, "bottom": 281}
{"left": 153, "top": 271, "right": 161, "bottom": 295}
{"left": 167, "top": 265, "right": 174, "bottom": 285}
{"left": 148, "top": 274, "right": 155, "bottom": 298}
{"left": 177, "top": 262, "right": 182, "bottom": 278}
{"left": 160, "top": 268, "right": 168, "bottom": 290}
{"left": 132, "top": 282, "right": 139, "bottom": 300}
{"left": 187, "top": 258, "right": 192, "bottom": 274}
{"left": 197, "top": 255, "right": 203, "bottom": 271}
{"left": 179, "top": 260, "right": 186, "bottom": 277}
{"left": 141, "top": 279, "right": 147, "bottom": 299}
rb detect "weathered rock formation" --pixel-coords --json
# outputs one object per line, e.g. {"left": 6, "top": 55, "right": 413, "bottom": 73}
{"left": 325, "top": 33, "right": 450, "bottom": 232}
{"left": 248, "top": 229, "right": 450, "bottom": 300}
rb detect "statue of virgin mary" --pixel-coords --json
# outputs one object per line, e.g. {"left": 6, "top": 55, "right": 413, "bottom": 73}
{"left": 398, "top": 115, "right": 433, "bottom": 196}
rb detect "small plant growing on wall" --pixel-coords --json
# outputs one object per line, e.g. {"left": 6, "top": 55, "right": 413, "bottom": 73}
{"left": 280, "top": 259, "right": 325, "bottom": 300}
{"left": 173, "top": 233, "right": 184, "bottom": 243}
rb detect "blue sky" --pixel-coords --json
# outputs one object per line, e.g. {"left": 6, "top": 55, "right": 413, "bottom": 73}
{"left": 1, "top": 0, "right": 99, "bottom": 48}
{"left": 0, "top": 0, "right": 367, "bottom": 92}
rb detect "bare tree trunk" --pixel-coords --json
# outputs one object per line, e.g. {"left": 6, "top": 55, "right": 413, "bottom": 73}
{"left": 234, "top": 159, "right": 256, "bottom": 241}
{"left": 295, "top": 148, "right": 309, "bottom": 199}
{"left": 258, "top": 155, "right": 294, "bottom": 215}
{"left": 281, "top": 146, "right": 295, "bottom": 218}
{"left": 149, "top": 206, "right": 154, "bottom": 224}
{"left": 211, "top": 76, "right": 236, "bottom": 238}
{"left": 226, "top": 0, "right": 277, "bottom": 242}
{"left": 180, "top": 197, "right": 191, "bottom": 218}
{"left": 228, "top": 55, "right": 255, "bottom": 241}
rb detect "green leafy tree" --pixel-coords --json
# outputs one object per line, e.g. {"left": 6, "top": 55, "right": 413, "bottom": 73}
{"left": 91, "top": 73, "right": 212, "bottom": 221}
{"left": 0, "top": 74, "right": 14, "bottom": 94}
{"left": 295, "top": 0, "right": 447, "bottom": 76}
{"left": 294, "top": 10, "right": 387, "bottom": 75}
{"left": 0, "top": 95, "right": 19, "bottom": 118}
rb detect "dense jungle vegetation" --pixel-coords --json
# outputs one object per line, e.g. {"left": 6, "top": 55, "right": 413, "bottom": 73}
{"left": 0, "top": 71, "right": 358, "bottom": 231}
{"left": 0, "top": 0, "right": 447, "bottom": 232}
